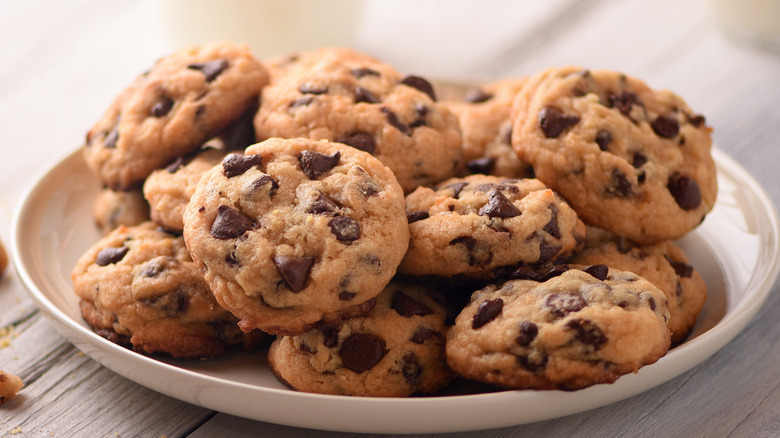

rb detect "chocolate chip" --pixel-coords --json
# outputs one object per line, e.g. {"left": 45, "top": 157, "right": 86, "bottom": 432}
{"left": 391, "top": 291, "right": 433, "bottom": 317}
{"left": 298, "top": 150, "right": 341, "bottom": 179}
{"left": 443, "top": 181, "right": 469, "bottom": 198}
{"left": 539, "top": 106, "right": 580, "bottom": 138}
{"left": 609, "top": 91, "right": 642, "bottom": 117}
{"left": 298, "top": 82, "right": 328, "bottom": 94}
{"left": 340, "top": 333, "right": 385, "bottom": 373}
{"left": 687, "top": 113, "right": 706, "bottom": 127}
{"left": 406, "top": 211, "right": 429, "bottom": 223}
{"left": 464, "top": 88, "right": 493, "bottom": 103}
{"left": 472, "top": 298, "right": 503, "bottom": 329}
{"left": 166, "top": 157, "right": 184, "bottom": 173}
{"left": 595, "top": 130, "right": 612, "bottom": 151}
{"left": 225, "top": 251, "right": 240, "bottom": 267}
{"left": 289, "top": 96, "right": 315, "bottom": 109}
{"left": 537, "top": 238, "right": 561, "bottom": 265}
{"left": 583, "top": 264, "right": 608, "bottom": 280}
{"left": 381, "top": 107, "right": 411, "bottom": 136}
{"left": 273, "top": 255, "right": 315, "bottom": 292}
{"left": 210, "top": 205, "right": 254, "bottom": 239}
{"left": 151, "top": 96, "right": 174, "bottom": 117}
{"left": 401, "top": 352, "right": 422, "bottom": 387}
{"left": 479, "top": 190, "right": 520, "bottom": 218}
{"left": 351, "top": 67, "right": 380, "bottom": 78}
{"left": 321, "top": 327, "right": 340, "bottom": 348}
{"left": 543, "top": 204, "right": 561, "bottom": 239}
{"left": 354, "top": 87, "right": 379, "bottom": 104}
{"left": 517, "top": 353, "right": 548, "bottom": 372}
{"left": 450, "top": 236, "right": 477, "bottom": 252}
{"left": 411, "top": 327, "right": 440, "bottom": 344}
{"left": 400, "top": 75, "right": 436, "bottom": 101}
{"left": 466, "top": 157, "right": 495, "bottom": 175}
{"left": 104, "top": 129, "right": 118, "bottom": 149}
{"left": 338, "top": 132, "right": 376, "bottom": 155}
{"left": 140, "top": 256, "right": 175, "bottom": 277}
{"left": 307, "top": 193, "right": 338, "bottom": 215}
{"left": 338, "top": 291, "right": 356, "bottom": 301}
{"left": 544, "top": 292, "right": 586, "bottom": 318}
{"left": 610, "top": 169, "right": 635, "bottom": 197}
{"left": 187, "top": 59, "right": 228, "bottom": 82}
{"left": 222, "top": 153, "right": 263, "bottom": 178}
{"left": 328, "top": 216, "right": 360, "bottom": 242}
{"left": 668, "top": 173, "right": 701, "bottom": 210}
{"left": 652, "top": 115, "right": 680, "bottom": 138}
{"left": 516, "top": 321, "right": 538, "bottom": 346}
{"left": 141, "top": 289, "right": 190, "bottom": 317}
{"left": 96, "top": 246, "right": 129, "bottom": 266}
{"left": 665, "top": 256, "right": 693, "bottom": 278}
{"left": 249, "top": 175, "right": 278, "bottom": 196}
{"left": 632, "top": 152, "right": 647, "bottom": 168}
{"left": 566, "top": 318, "right": 607, "bottom": 350}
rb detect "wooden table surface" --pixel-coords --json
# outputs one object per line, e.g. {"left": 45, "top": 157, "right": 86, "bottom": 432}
{"left": 2, "top": 0, "right": 780, "bottom": 436}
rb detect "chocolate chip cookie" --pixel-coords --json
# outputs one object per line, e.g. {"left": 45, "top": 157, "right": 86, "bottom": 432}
{"left": 571, "top": 227, "right": 707, "bottom": 345}
{"left": 268, "top": 279, "right": 453, "bottom": 397}
{"left": 253, "top": 47, "right": 463, "bottom": 193}
{"left": 446, "top": 78, "right": 533, "bottom": 178}
{"left": 0, "top": 371, "right": 23, "bottom": 405}
{"left": 92, "top": 189, "right": 150, "bottom": 234}
{"left": 446, "top": 265, "right": 671, "bottom": 390}
{"left": 83, "top": 42, "right": 268, "bottom": 190}
{"left": 511, "top": 66, "right": 717, "bottom": 244}
{"left": 182, "top": 137, "right": 409, "bottom": 336}
{"left": 400, "top": 174, "right": 586, "bottom": 279}
{"left": 71, "top": 222, "right": 264, "bottom": 358}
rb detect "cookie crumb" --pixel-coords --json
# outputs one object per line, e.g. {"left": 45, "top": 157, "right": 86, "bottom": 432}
{"left": 9, "top": 426, "right": 22, "bottom": 434}
{"left": 0, "top": 370, "right": 23, "bottom": 405}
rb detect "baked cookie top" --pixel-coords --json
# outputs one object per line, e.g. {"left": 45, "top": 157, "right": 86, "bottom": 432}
{"left": 84, "top": 42, "right": 268, "bottom": 190}
{"left": 571, "top": 226, "right": 707, "bottom": 345}
{"left": 400, "top": 174, "right": 586, "bottom": 279}
{"left": 92, "top": 188, "right": 150, "bottom": 235}
{"left": 182, "top": 137, "right": 409, "bottom": 336}
{"left": 71, "top": 222, "right": 255, "bottom": 358}
{"left": 446, "top": 266, "right": 671, "bottom": 390}
{"left": 446, "top": 78, "right": 533, "bottom": 178}
{"left": 253, "top": 46, "right": 463, "bottom": 193}
{"left": 268, "top": 279, "right": 453, "bottom": 397}
{"left": 511, "top": 66, "right": 717, "bottom": 244}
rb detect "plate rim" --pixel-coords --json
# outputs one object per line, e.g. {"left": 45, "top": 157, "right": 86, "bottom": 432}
{"left": 10, "top": 146, "right": 780, "bottom": 434}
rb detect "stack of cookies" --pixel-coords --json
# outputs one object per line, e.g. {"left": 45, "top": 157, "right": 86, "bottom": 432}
{"left": 71, "top": 42, "right": 716, "bottom": 396}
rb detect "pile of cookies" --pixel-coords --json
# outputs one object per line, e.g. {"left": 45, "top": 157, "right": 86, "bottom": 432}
{"left": 71, "top": 42, "right": 715, "bottom": 396}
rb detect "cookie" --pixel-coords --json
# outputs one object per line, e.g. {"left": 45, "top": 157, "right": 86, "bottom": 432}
{"left": 446, "top": 78, "right": 533, "bottom": 178}
{"left": 182, "top": 137, "right": 409, "bottom": 336}
{"left": 83, "top": 42, "right": 268, "bottom": 190}
{"left": 143, "top": 146, "right": 227, "bottom": 232}
{"left": 511, "top": 66, "right": 717, "bottom": 244}
{"left": 92, "top": 188, "right": 150, "bottom": 234}
{"left": 71, "top": 222, "right": 265, "bottom": 358}
{"left": 446, "top": 265, "right": 671, "bottom": 390}
{"left": 571, "top": 227, "right": 707, "bottom": 345}
{"left": 0, "top": 237, "right": 8, "bottom": 278}
{"left": 267, "top": 280, "right": 453, "bottom": 397}
{"left": 0, "top": 371, "right": 23, "bottom": 405}
{"left": 400, "top": 174, "right": 586, "bottom": 279}
{"left": 253, "top": 47, "right": 463, "bottom": 193}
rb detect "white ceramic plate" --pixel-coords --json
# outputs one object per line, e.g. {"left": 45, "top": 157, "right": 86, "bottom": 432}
{"left": 12, "top": 147, "right": 780, "bottom": 434}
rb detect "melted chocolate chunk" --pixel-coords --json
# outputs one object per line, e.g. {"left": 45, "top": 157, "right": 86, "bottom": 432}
{"left": 96, "top": 246, "right": 129, "bottom": 266}
{"left": 466, "top": 157, "right": 495, "bottom": 175}
{"left": 338, "top": 132, "right": 376, "bottom": 155}
{"left": 391, "top": 291, "right": 433, "bottom": 317}
{"left": 665, "top": 256, "right": 693, "bottom": 278}
{"left": 652, "top": 115, "right": 680, "bottom": 138}
{"left": 298, "top": 82, "right": 328, "bottom": 94}
{"left": 140, "top": 256, "right": 176, "bottom": 277}
{"left": 544, "top": 292, "right": 586, "bottom": 318}
{"left": 166, "top": 157, "right": 184, "bottom": 173}
{"left": 328, "top": 216, "right": 361, "bottom": 241}
{"left": 406, "top": 210, "right": 429, "bottom": 223}
{"left": 583, "top": 264, "right": 609, "bottom": 280}
{"left": 321, "top": 327, "right": 340, "bottom": 348}
{"left": 687, "top": 113, "right": 706, "bottom": 127}
{"left": 289, "top": 96, "right": 315, "bottom": 109}
{"left": 566, "top": 318, "right": 607, "bottom": 350}
{"left": 411, "top": 327, "right": 440, "bottom": 344}
{"left": 151, "top": 96, "right": 174, "bottom": 117}
{"left": 400, "top": 75, "right": 437, "bottom": 101}
{"left": 537, "top": 238, "right": 561, "bottom": 264}
{"left": 632, "top": 152, "right": 647, "bottom": 168}
{"left": 610, "top": 169, "right": 636, "bottom": 197}
{"left": 225, "top": 251, "right": 239, "bottom": 267}
{"left": 354, "top": 87, "right": 379, "bottom": 104}
{"left": 609, "top": 91, "right": 642, "bottom": 117}
{"left": 510, "top": 264, "right": 569, "bottom": 282}
{"left": 351, "top": 67, "right": 380, "bottom": 78}
{"left": 543, "top": 204, "right": 561, "bottom": 239}
{"left": 141, "top": 289, "right": 189, "bottom": 317}
{"left": 273, "top": 255, "right": 315, "bottom": 292}
{"left": 539, "top": 106, "right": 580, "bottom": 138}
{"left": 479, "top": 189, "right": 520, "bottom": 218}
{"left": 472, "top": 298, "right": 503, "bottom": 329}
{"left": 381, "top": 107, "right": 411, "bottom": 136}
{"left": 595, "top": 130, "right": 612, "bottom": 151}
{"left": 307, "top": 193, "right": 338, "bottom": 215}
{"left": 210, "top": 205, "right": 254, "bottom": 239}
{"left": 222, "top": 153, "right": 263, "bottom": 178}
{"left": 249, "top": 175, "right": 278, "bottom": 196}
{"left": 401, "top": 352, "right": 422, "bottom": 387}
{"left": 464, "top": 88, "right": 494, "bottom": 103}
{"left": 443, "top": 181, "right": 469, "bottom": 198}
{"left": 516, "top": 321, "right": 539, "bottom": 346}
{"left": 187, "top": 59, "right": 228, "bottom": 82}
{"left": 338, "top": 291, "right": 356, "bottom": 301}
{"left": 340, "top": 333, "right": 385, "bottom": 373}
{"left": 298, "top": 150, "right": 341, "bottom": 179}
{"left": 517, "top": 352, "right": 548, "bottom": 372}
{"left": 450, "top": 236, "right": 477, "bottom": 252}
{"left": 667, "top": 173, "right": 701, "bottom": 210}
{"left": 104, "top": 129, "right": 119, "bottom": 149}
